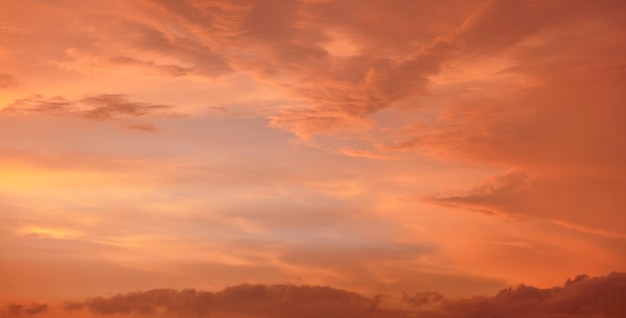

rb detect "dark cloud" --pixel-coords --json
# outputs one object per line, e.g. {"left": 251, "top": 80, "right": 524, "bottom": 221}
{"left": 2, "top": 94, "right": 178, "bottom": 132}
{"left": 402, "top": 291, "right": 444, "bottom": 307}
{"left": 56, "top": 273, "right": 626, "bottom": 318}
{"left": 65, "top": 284, "right": 403, "bottom": 318}
{"left": 80, "top": 94, "right": 172, "bottom": 120}
{"left": 2, "top": 303, "right": 48, "bottom": 316}
{"left": 433, "top": 272, "right": 626, "bottom": 318}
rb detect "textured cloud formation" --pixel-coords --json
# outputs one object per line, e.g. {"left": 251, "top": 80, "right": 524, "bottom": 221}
{"left": 433, "top": 273, "right": 626, "bottom": 318}
{"left": 266, "top": 0, "right": 624, "bottom": 139}
{"left": 1, "top": 0, "right": 475, "bottom": 137}
{"left": 3, "top": 0, "right": 623, "bottom": 140}
{"left": 64, "top": 284, "right": 391, "bottom": 318}
{"left": 0, "top": 0, "right": 624, "bottom": 303}
{"left": 382, "top": 0, "right": 626, "bottom": 237}
{"left": 2, "top": 94, "right": 177, "bottom": 131}
{"left": 17, "top": 272, "right": 616, "bottom": 318}
{"left": 1, "top": 0, "right": 623, "bottom": 137}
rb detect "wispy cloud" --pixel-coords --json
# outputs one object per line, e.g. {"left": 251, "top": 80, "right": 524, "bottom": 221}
{"left": 427, "top": 170, "right": 626, "bottom": 238}
{"left": 2, "top": 94, "right": 179, "bottom": 131}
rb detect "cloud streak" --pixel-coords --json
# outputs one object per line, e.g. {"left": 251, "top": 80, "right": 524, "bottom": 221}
{"left": 2, "top": 303, "right": 48, "bottom": 316}
{"left": 2, "top": 94, "right": 178, "bottom": 131}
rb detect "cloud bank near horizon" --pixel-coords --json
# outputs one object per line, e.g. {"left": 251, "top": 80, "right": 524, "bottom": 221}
{"left": 4, "top": 273, "right": 625, "bottom": 318}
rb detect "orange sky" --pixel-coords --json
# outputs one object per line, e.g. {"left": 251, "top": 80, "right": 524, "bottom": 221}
{"left": 1, "top": 0, "right": 625, "bottom": 309}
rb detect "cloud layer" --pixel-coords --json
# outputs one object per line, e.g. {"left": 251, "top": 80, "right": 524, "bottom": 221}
{"left": 5, "top": 272, "right": 624, "bottom": 318}
{"left": 0, "top": 0, "right": 624, "bottom": 303}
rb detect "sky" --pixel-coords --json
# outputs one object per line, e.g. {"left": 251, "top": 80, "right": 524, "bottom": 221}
{"left": 0, "top": 0, "right": 625, "bottom": 316}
